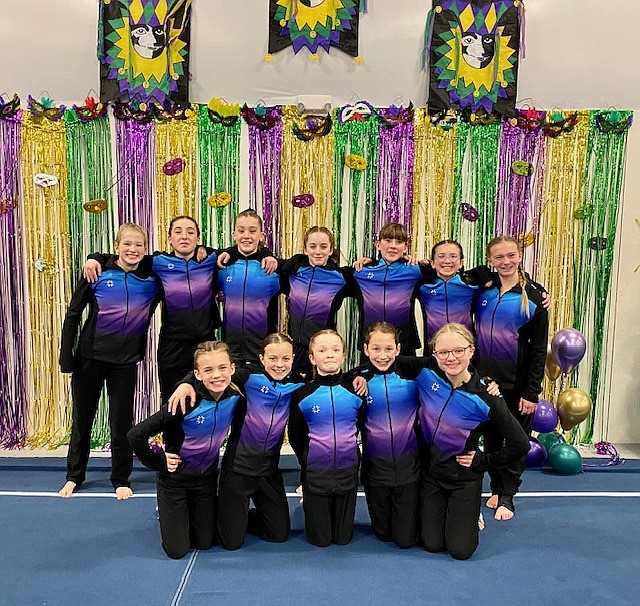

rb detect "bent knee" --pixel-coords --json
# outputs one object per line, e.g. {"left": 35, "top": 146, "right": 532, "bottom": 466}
{"left": 449, "top": 544, "right": 477, "bottom": 560}
{"left": 163, "top": 545, "right": 189, "bottom": 560}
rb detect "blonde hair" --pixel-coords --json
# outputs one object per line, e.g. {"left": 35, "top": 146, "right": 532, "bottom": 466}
{"left": 193, "top": 341, "right": 240, "bottom": 393}
{"left": 234, "top": 208, "right": 264, "bottom": 231}
{"left": 303, "top": 226, "right": 338, "bottom": 262}
{"left": 115, "top": 223, "right": 147, "bottom": 247}
{"left": 364, "top": 321, "right": 400, "bottom": 346}
{"left": 261, "top": 333, "right": 294, "bottom": 356}
{"left": 308, "top": 329, "right": 345, "bottom": 377}
{"left": 487, "top": 236, "right": 530, "bottom": 318}
{"left": 429, "top": 322, "right": 475, "bottom": 352}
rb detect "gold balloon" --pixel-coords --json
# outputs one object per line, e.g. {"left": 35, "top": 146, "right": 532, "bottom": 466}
{"left": 545, "top": 346, "right": 562, "bottom": 382}
{"left": 556, "top": 388, "right": 592, "bottom": 430}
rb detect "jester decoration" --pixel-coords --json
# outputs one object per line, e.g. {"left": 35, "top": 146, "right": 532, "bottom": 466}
{"left": 426, "top": 0, "right": 523, "bottom": 117}
{"left": 99, "top": 0, "right": 191, "bottom": 105}
{"left": 268, "top": 0, "right": 363, "bottom": 58}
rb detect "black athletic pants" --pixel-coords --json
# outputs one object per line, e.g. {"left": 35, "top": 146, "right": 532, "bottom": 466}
{"left": 218, "top": 468, "right": 290, "bottom": 550}
{"left": 364, "top": 482, "right": 419, "bottom": 548}
{"left": 157, "top": 337, "right": 202, "bottom": 404}
{"left": 302, "top": 485, "right": 357, "bottom": 547}
{"left": 156, "top": 471, "right": 217, "bottom": 559}
{"left": 420, "top": 473, "right": 482, "bottom": 560}
{"left": 66, "top": 357, "right": 137, "bottom": 489}
{"left": 485, "top": 388, "right": 534, "bottom": 498}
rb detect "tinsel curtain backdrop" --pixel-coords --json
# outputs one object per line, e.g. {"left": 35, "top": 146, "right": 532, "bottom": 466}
{"left": 0, "top": 98, "right": 632, "bottom": 449}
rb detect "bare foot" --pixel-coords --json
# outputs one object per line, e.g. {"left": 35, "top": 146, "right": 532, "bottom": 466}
{"left": 115, "top": 486, "right": 134, "bottom": 500}
{"left": 59, "top": 481, "right": 77, "bottom": 498}
{"left": 486, "top": 494, "right": 498, "bottom": 509}
{"left": 494, "top": 505, "right": 514, "bottom": 521}
{"left": 478, "top": 512, "right": 485, "bottom": 531}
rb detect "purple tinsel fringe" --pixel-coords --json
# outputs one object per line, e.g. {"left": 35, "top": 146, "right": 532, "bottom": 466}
{"left": 583, "top": 441, "right": 625, "bottom": 468}
{"left": 375, "top": 111, "right": 415, "bottom": 241}
{"left": 0, "top": 111, "right": 28, "bottom": 447}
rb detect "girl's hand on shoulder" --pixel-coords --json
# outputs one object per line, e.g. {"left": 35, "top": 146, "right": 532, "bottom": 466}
{"left": 168, "top": 384, "right": 196, "bottom": 415}
{"left": 486, "top": 380, "right": 501, "bottom": 397}
{"left": 404, "top": 254, "right": 418, "bottom": 265}
{"left": 261, "top": 256, "right": 278, "bottom": 275}
{"left": 352, "top": 257, "right": 372, "bottom": 272}
{"left": 217, "top": 252, "right": 230, "bottom": 268}
{"left": 542, "top": 291, "right": 552, "bottom": 310}
{"left": 196, "top": 246, "right": 208, "bottom": 262}
{"left": 83, "top": 259, "right": 102, "bottom": 283}
{"left": 164, "top": 449, "right": 182, "bottom": 473}
{"left": 352, "top": 376, "right": 368, "bottom": 397}
{"left": 519, "top": 398, "right": 537, "bottom": 415}
{"left": 456, "top": 451, "right": 476, "bottom": 468}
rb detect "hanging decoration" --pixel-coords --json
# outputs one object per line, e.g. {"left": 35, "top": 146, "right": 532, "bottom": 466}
{"left": 425, "top": 0, "right": 523, "bottom": 117}
{"left": 411, "top": 108, "right": 457, "bottom": 258}
{"left": 268, "top": 0, "right": 363, "bottom": 60}
{"left": 451, "top": 119, "right": 501, "bottom": 267}
{"left": 242, "top": 104, "right": 283, "bottom": 251}
{"left": 495, "top": 107, "right": 546, "bottom": 267}
{"left": 0, "top": 104, "right": 28, "bottom": 448}
{"left": 27, "top": 95, "right": 66, "bottom": 121}
{"left": 572, "top": 110, "right": 632, "bottom": 444}
{"left": 199, "top": 101, "right": 241, "bottom": 248}
{"left": 99, "top": 0, "right": 192, "bottom": 105}
{"left": 155, "top": 104, "right": 198, "bottom": 250}
{"left": 21, "top": 113, "right": 73, "bottom": 446}
{"left": 375, "top": 103, "right": 416, "bottom": 239}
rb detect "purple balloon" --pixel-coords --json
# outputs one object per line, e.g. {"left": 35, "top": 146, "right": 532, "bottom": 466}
{"left": 526, "top": 438, "right": 547, "bottom": 468}
{"left": 551, "top": 329, "right": 586, "bottom": 374}
{"left": 533, "top": 399, "right": 559, "bottom": 433}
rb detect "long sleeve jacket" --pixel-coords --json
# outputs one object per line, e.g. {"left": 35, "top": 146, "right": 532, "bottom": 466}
{"left": 474, "top": 280, "right": 549, "bottom": 401}
{"left": 217, "top": 247, "right": 282, "bottom": 362}
{"left": 288, "top": 372, "right": 366, "bottom": 495}
{"left": 395, "top": 357, "right": 529, "bottom": 484}
{"left": 279, "top": 255, "right": 352, "bottom": 348}
{"left": 127, "top": 382, "right": 242, "bottom": 479}
{"left": 348, "top": 362, "right": 420, "bottom": 487}
{"left": 60, "top": 256, "right": 159, "bottom": 371}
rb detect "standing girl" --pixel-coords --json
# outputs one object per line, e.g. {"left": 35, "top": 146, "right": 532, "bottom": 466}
{"left": 128, "top": 341, "right": 242, "bottom": 559}
{"left": 279, "top": 226, "right": 352, "bottom": 376}
{"left": 217, "top": 209, "right": 282, "bottom": 365}
{"left": 288, "top": 330, "right": 366, "bottom": 547}
{"left": 169, "top": 333, "right": 306, "bottom": 550}
{"left": 416, "top": 323, "right": 529, "bottom": 559}
{"left": 474, "top": 236, "right": 549, "bottom": 521}
{"left": 59, "top": 223, "right": 159, "bottom": 499}
{"left": 355, "top": 322, "right": 421, "bottom": 548}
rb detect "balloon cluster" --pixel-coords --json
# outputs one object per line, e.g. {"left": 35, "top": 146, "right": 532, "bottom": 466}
{"left": 525, "top": 328, "right": 590, "bottom": 475}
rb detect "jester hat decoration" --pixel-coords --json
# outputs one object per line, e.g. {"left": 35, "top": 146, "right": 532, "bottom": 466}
{"left": 426, "top": 0, "right": 523, "bottom": 117}
{"left": 99, "top": 0, "right": 192, "bottom": 105}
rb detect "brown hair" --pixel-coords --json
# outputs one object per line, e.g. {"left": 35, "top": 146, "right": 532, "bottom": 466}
{"left": 234, "top": 208, "right": 264, "bottom": 231}
{"left": 431, "top": 239, "right": 464, "bottom": 262}
{"left": 309, "top": 329, "right": 346, "bottom": 355}
{"left": 303, "top": 226, "right": 338, "bottom": 262}
{"left": 378, "top": 222, "right": 408, "bottom": 244}
{"left": 364, "top": 321, "right": 400, "bottom": 346}
{"left": 260, "top": 333, "right": 294, "bottom": 356}
{"left": 115, "top": 223, "right": 147, "bottom": 247}
{"left": 487, "top": 236, "right": 530, "bottom": 317}
{"left": 429, "top": 322, "right": 475, "bottom": 352}
{"left": 169, "top": 215, "right": 200, "bottom": 237}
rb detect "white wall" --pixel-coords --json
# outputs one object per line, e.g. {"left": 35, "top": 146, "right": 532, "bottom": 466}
{"left": 1, "top": 0, "right": 639, "bottom": 443}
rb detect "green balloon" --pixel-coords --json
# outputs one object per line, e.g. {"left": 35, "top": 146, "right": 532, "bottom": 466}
{"left": 537, "top": 432, "right": 565, "bottom": 453}
{"left": 548, "top": 443, "right": 583, "bottom": 474}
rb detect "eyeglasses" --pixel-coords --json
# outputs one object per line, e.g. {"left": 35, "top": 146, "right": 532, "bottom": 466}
{"left": 433, "top": 346, "right": 471, "bottom": 360}
{"left": 434, "top": 253, "right": 460, "bottom": 261}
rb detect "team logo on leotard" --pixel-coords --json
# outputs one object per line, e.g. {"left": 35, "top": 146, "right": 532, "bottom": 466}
{"left": 366, "top": 272, "right": 374, "bottom": 279}
{"left": 167, "top": 263, "right": 175, "bottom": 269}
{"left": 196, "top": 415, "right": 205, "bottom": 424}
{"left": 312, "top": 405, "right": 321, "bottom": 414}
{"left": 481, "top": 299, "right": 488, "bottom": 306}
{"left": 226, "top": 276, "right": 233, "bottom": 282}
{"left": 430, "top": 289, "right": 437, "bottom": 296}
{"left": 260, "top": 385, "right": 270, "bottom": 394}
{"left": 431, "top": 383, "right": 440, "bottom": 391}
{"left": 366, "top": 396, "right": 374, "bottom": 405}
{"left": 106, "top": 280, "right": 114, "bottom": 288}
